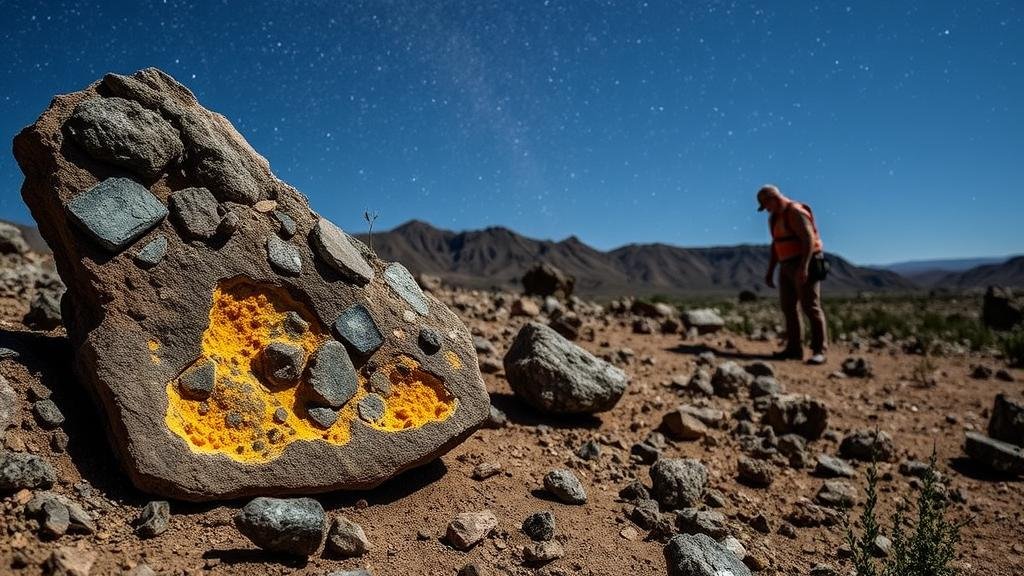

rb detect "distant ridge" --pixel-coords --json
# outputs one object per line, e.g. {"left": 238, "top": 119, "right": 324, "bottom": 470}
{"left": 358, "top": 220, "right": 917, "bottom": 298}
{"left": 933, "top": 256, "right": 1024, "bottom": 290}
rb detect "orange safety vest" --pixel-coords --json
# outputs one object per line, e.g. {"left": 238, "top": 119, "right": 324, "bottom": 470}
{"left": 770, "top": 201, "right": 823, "bottom": 261}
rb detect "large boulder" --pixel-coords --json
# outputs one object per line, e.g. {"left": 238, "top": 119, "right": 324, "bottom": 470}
{"left": 982, "top": 286, "right": 1023, "bottom": 331}
{"left": 13, "top": 68, "right": 489, "bottom": 500}
{"left": 764, "top": 394, "right": 830, "bottom": 440}
{"left": 989, "top": 394, "right": 1024, "bottom": 446}
{"left": 503, "top": 322, "right": 628, "bottom": 414}
{"left": 521, "top": 263, "right": 574, "bottom": 299}
{"left": 964, "top": 432, "right": 1024, "bottom": 475}
{"left": 681, "top": 309, "right": 725, "bottom": 335}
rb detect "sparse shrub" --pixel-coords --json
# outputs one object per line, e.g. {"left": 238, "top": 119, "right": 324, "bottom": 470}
{"left": 845, "top": 451, "right": 965, "bottom": 576}
{"left": 910, "top": 355, "right": 938, "bottom": 387}
{"left": 1000, "top": 328, "right": 1024, "bottom": 367}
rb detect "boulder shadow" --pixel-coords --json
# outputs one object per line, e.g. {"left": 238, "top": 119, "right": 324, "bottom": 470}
{"left": 665, "top": 343, "right": 775, "bottom": 362}
{"left": 948, "top": 456, "right": 1023, "bottom": 483}
{"left": 488, "top": 391, "right": 602, "bottom": 430}
{"left": 0, "top": 328, "right": 139, "bottom": 499}
{"left": 202, "top": 548, "right": 309, "bottom": 569}
{"left": 319, "top": 457, "right": 450, "bottom": 510}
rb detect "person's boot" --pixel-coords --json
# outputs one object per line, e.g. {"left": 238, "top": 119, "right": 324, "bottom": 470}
{"left": 806, "top": 352, "right": 827, "bottom": 365}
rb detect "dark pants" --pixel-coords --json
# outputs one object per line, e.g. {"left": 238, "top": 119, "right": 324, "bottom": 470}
{"left": 778, "top": 258, "right": 828, "bottom": 355}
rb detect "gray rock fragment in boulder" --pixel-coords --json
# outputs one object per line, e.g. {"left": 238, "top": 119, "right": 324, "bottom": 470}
{"left": 33, "top": 399, "right": 65, "bottom": 429}
{"left": 664, "top": 533, "right": 751, "bottom": 576}
{"left": 0, "top": 376, "right": 19, "bottom": 431}
{"left": 675, "top": 508, "right": 729, "bottom": 539}
{"left": 273, "top": 210, "right": 297, "bottom": 238}
{"left": 179, "top": 360, "right": 216, "bottom": 400}
{"left": 384, "top": 263, "right": 428, "bottom": 316}
{"left": 358, "top": 394, "right": 386, "bottom": 423}
{"left": 311, "top": 218, "right": 374, "bottom": 285}
{"left": 503, "top": 322, "right": 628, "bottom": 414}
{"left": 418, "top": 327, "right": 442, "bottom": 355}
{"left": 133, "top": 235, "right": 168, "bottom": 268}
{"left": 169, "top": 187, "right": 220, "bottom": 240}
{"left": 234, "top": 497, "right": 326, "bottom": 556}
{"left": 66, "top": 177, "right": 168, "bottom": 252}
{"left": 65, "top": 96, "right": 183, "bottom": 178}
{"left": 262, "top": 342, "right": 305, "bottom": 387}
{"left": 307, "top": 340, "right": 358, "bottom": 408}
{"left": 543, "top": 469, "right": 587, "bottom": 504}
{"left": 334, "top": 304, "right": 383, "bottom": 355}
{"left": 0, "top": 451, "right": 56, "bottom": 490}
{"left": 266, "top": 235, "right": 302, "bottom": 276}
{"left": 307, "top": 407, "right": 339, "bottom": 429}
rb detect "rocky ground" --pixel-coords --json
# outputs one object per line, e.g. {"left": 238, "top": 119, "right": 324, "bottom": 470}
{"left": 1, "top": 272, "right": 1023, "bottom": 575}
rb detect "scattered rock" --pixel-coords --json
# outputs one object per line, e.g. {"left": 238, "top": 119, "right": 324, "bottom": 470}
{"left": 576, "top": 439, "right": 602, "bottom": 460}
{"left": 45, "top": 546, "right": 97, "bottom": 576}
{"left": 815, "top": 480, "right": 858, "bottom": 508}
{"left": 504, "top": 322, "right": 628, "bottom": 414}
{"left": 764, "top": 394, "right": 829, "bottom": 440}
{"left": 744, "top": 362, "right": 775, "bottom": 378}
{"left": 522, "top": 511, "right": 555, "bottom": 541}
{"left": 543, "top": 469, "right": 587, "bottom": 504}
{"left": 262, "top": 342, "right": 305, "bottom": 386}
{"left": 33, "top": 399, "right": 65, "bottom": 429}
{"left": 0, "top": 451, "right": 56, "bottom": 490}
{"left": 135, "top": 500, "right": 170, "bottom": 538}
{"left": 24, "top": 290, "right": 63, "bottom": 331}
{"left": 524, "top": 540, "right": 565, "bottom": 565}
{"left": 326, "top": 515, "right": 371, "bottom": 557}
{"left": 446, "top": 510, "right": 497, "bottom": 550}
{"left": 661, "top": 409, "right": 708, "bottom": 441}
{"left": 840, "top": 429, "right": 896, "bottom": 462}
{"left": 841, "top": 357, "right": 873, "bottom": 378}
{"left": 664, "top": 533, "right": 751, "bottom": 576}
{"left": 988, "top": 394, "right": 1024, "bottom": 446}
{"left": 963, "top": 431, "right": 1024, "bottom": 474}
{"left": 737, "top": 456, "right": 775, "bottom": 487}
{"left": 814, "top": 454, "right": 856, "bottom": 478}
{"left": 650, "top": 458, "right": 707, "bottom": 510}
{"left": 711, "top": 361, "right": 753, "bottom": 397}
{"left": 681, "top": 309, "right": 725, "bottom": 335}
{"left": 233, "top": 497, "right": 326, "bottom": 556}
{"left": 675, "top": 508, "right": 728, "bottom": 539}
{"left": 522, "top": 263, "right": 574, "bottom": 299}
{"left": 510, "top": 298, "right": 541, "bottom": 317}
{"left": 472, "top": 461, "right": 502, "bottom": 480}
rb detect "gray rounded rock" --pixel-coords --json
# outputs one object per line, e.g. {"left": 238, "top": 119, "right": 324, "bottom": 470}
{"left": 311, "top": 218, "right": 374, "bottom": 285}
{"left": 0, "top": 452, "right": 56, "bottom": 490}
{"left": 307, "top": 340, "right": 357, "bottom": 408}
{"left": 384, "top": 263, "right": 428, "bottom": 316}
{"left": 333, "top": 304, "right": 384, "bottom": 355}
{"left": 33, "top": 399, "right": 65, "bottom": 429}
{"left": 136, "top": 500, "right": 170, "bottom": 538}
{"left": 358, "top": 394, "right": 386, "bottom": 423}
{"left": 664, "top": 533, "right": 751, "bottom": 576}
{"left": 650, "top": 458, "right": 707, "bottom": 510}
{"left": 169, "top": 187, "right": 220, "bottom": 240}
{"left": 503, "top": 322, "right": 628, "bottom": 414}
{"left": 179, "top": 360, "right": 216, "bottom": 400}
{"left": 307, "top": 407, "right": 339, "bottom": 429}
{"left": 543, "top": 469, "right": 587, "bottom": 504}
{"left": 522, "top": 511, "right": 555, "bottom": 541}
{"left": 266, "top": 235, "right": 302, "bottom": 276}
{"left": 65, "top": 96, "right": 183, "bottom": 178}
{"left": 66, "top": 177, "right": 168, "bottom": 252}
{"left": 326, "top": 515, "right": 371, "bottom": 557}
{"left": 262, "top": 342, "right": 305, "bottom": 386}
{"left": 234, "top": 497, "right": 325, "bottom": 556}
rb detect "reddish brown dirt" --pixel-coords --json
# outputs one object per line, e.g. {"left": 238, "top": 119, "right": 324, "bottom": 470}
{"left": 1, "top": 292, "right": 1022, "bottom": 576}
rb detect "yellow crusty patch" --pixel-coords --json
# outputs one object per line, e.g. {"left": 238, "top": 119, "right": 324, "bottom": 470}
{"left": 164, "top": 277, "right": 456, "bottom": 464}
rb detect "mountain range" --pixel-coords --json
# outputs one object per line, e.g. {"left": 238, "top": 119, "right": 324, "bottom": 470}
{"left": 357, "top": 220, "right": 917, "bottom": 298}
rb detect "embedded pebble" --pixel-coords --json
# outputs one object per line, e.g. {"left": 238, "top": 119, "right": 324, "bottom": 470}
{"left": 358, "top": 394, "right": 386, "bottom": 423}
{"left": 179, "top": 360, "right": 216, "bottom": 400}
{"left": 266, "top": 235, "right": 302, "bottom": 276}
{"left": 134, "top": 235, "right": 168, "bottom": 268}
{"left": 308, "top": 407, "right": 339, "bottom": 429}
{"left": 307, "top": 341, "right": 358, "bottom": 408}
{"left": 334, "top": 304, "right": 384, "bottom": 355}
{"left": 543, "top": 469, "right": 587, "bottom": 504}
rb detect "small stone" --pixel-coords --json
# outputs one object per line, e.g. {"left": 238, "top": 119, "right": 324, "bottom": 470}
{"left": 543, "top": 469, "right": 587, "bottom": 504}
{"left": 576, "top": 439, "right": 602, "bottom": 460}
{"left": 815, "top": 480, "right": 858, "bottom": 508}
{"left": 661, "top": 409, "right": 708, "bottom": 441}
{"left": 446, "top": 510, "right": 498, "bottom": 550}
{"left": 282, "top": 311, "right": 309, "bottom": 336}
{"left": 872, "top": 534, "right": 892, "bottom": 557}
{"left": 334, "top": 304, "right": 384, "bottom": 355}
{"left": 457, "top": 565, "right": 484, "bottom": 576}
{"left": 33, "top": 399, "right": 65, "bottom": 429}
{"left": 711, "top": 361, "right": 753, "bottom": 397}
{"left": 307, "top": 340, "right": 358, "bottom": 408}
{"left": 311, "top": 218, "right": 374, "bottom": 284}
{"left": 135, "top": 501, "right": 170, "bottom": 538}
{"left": 45, "top": 546, "right": 97, "bottom": 576}
{"left": 765, "top": 394, "right": 830, "bottom": 440}
{"left": 749, "top": 513, "right": 771, "bottom": 533}
{"left": 664, "top": 533, "right": 751, "bottom": 576}
{"left": 814, "top": 454, "right": 856, "bottom": 478}
{"left": 524, "top": 540, "right": 564, "bottom": 565}
{"left": 266, "top": 235, "right": 302, "bottom": 276}
{"left": 234, "top": 497, "right": 326, "bottom": 556}
{"left": 418, "top": 327, "right": 442, "bottom": 355}
{"left": 676, "top": 508, "right": 729, "bottom": 539}
{"left": 273, "top": 210, "right": 297, "bottom": 238}
{"left": 841, "top": 357, "right": 873, "bottom": 378}
{"left": 66, "top": 177, "right": 168, "bottom": 252}
{"left": 0, "top": 376, "right": 19, "bottom": 431}
{"left": 650, "top": 458, "right": 708, "bottom": 510}
{"left": 750, "top": 375, "right": 783, "bottom": 398}
{"left": 358, "top": 394, "right": 386, "bottom": 423}
{"left": 681, "top": 309, "right": 726, "bottom": 334}
{"left": 472, "top": 461, "right": 502, "bottom": 480}
{"left": 169, "top": 187, "right": 220, "bottom": 239}
{"left": 745, "top": 361, "right": 775, "bottom": 377}
{"left": 262, "top": 342, "right": 305, "bottom": 386}
{"left": 384, "top": 263, "right": 429, "bottom": 315}
{"left": 618, "top": 481, "right": 650, "bottom": 501}
{"left": 307, "top": 407, "right": 339, "bottom": 429}
{"left": 30, "top": 496, "right": 71, "bottom": 537}
{"left": 483, "top": 405, "right": 508, "bottom": 429}
{"left": 326, "top": 515, "right": 371, "bottom": 557}
{"left": 24, "top": 290, "right": 62, "bottom": 331}
{"left": 963, "top": 431, "right": 1024, "bottom": 474}
{"left": 133, "top": 235, "right": 168, "bottom": 268}
{"left": 369, "top": 372, "right": 391, "bottom": 397}
{"left": 840, "top": 429, "right": 896, "bottom": 462}
{"left": 253, "top": 199, "right": 278, "bottom": 212}
{"left": 737, "top": 456, "right": 775, "bottom": 487}
{"left": 0, "top": 451, "right": 56, "bottom": 490}
{"left": 179, "top": 360, "right": 216, "bottom": 400}
{"left": 225, "top": 411, "right": 243, "bottom": 428}
{"left": 522, "top": 511, "right": 555, "bottom": 541}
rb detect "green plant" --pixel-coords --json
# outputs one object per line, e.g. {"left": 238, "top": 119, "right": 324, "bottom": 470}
{"left": 845, "top": 450, "right": 965, "bottom": 576}
{"left": 363, "top": 209, "right": 379, "bottom": 252}
{"left": 1000, "top": 327, "right": 1024, "bottom": 367}
{"left": 910, "top": 355, "right": 938, "bottom": 387}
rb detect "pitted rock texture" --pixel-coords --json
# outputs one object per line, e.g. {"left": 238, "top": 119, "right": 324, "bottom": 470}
{"left": 13, "top": 68, "right": 489, "bottom": 501}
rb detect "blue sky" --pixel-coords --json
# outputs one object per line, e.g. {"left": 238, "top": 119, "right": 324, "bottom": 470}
{"left": 1, "top": 1, "right": 1021, "bottom": 264}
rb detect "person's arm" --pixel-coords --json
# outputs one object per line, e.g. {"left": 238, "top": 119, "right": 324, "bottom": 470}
{"left": 789, "top": 207, "right": 816, "bottom": 284}
{"left": 765, "top": 249, "right": 778, "bottom": 288}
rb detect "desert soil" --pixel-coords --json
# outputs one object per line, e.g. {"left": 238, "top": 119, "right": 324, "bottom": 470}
{"left": 1, "top": 289, "right": 1022, "bottom": 576}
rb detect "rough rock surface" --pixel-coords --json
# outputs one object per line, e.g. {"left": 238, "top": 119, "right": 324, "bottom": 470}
{"left": 503, "top": 322, "right": 628, "bottom": 414}
{"left": 764, "top": 394, "right": 830, "bottom": 440}
{"left": 664, "top": 533, "right": 751, "bottom": 576}
{"left": 521, "top": 262, "right": 574, "bottom": 299}
{"left": 989, "top": 394, "right": 1024, "bottom": 446}
{"left": 234, "top": 497, "right": 326, "bottom": 556}
{"left": 650, "top": 458, "right": 708, "bottom": 510}
{"left": 13, "top": 68, "right": 489, "bottom": 500}
{"left": 681, "top": 309, "right": 725, "bottom": 335}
